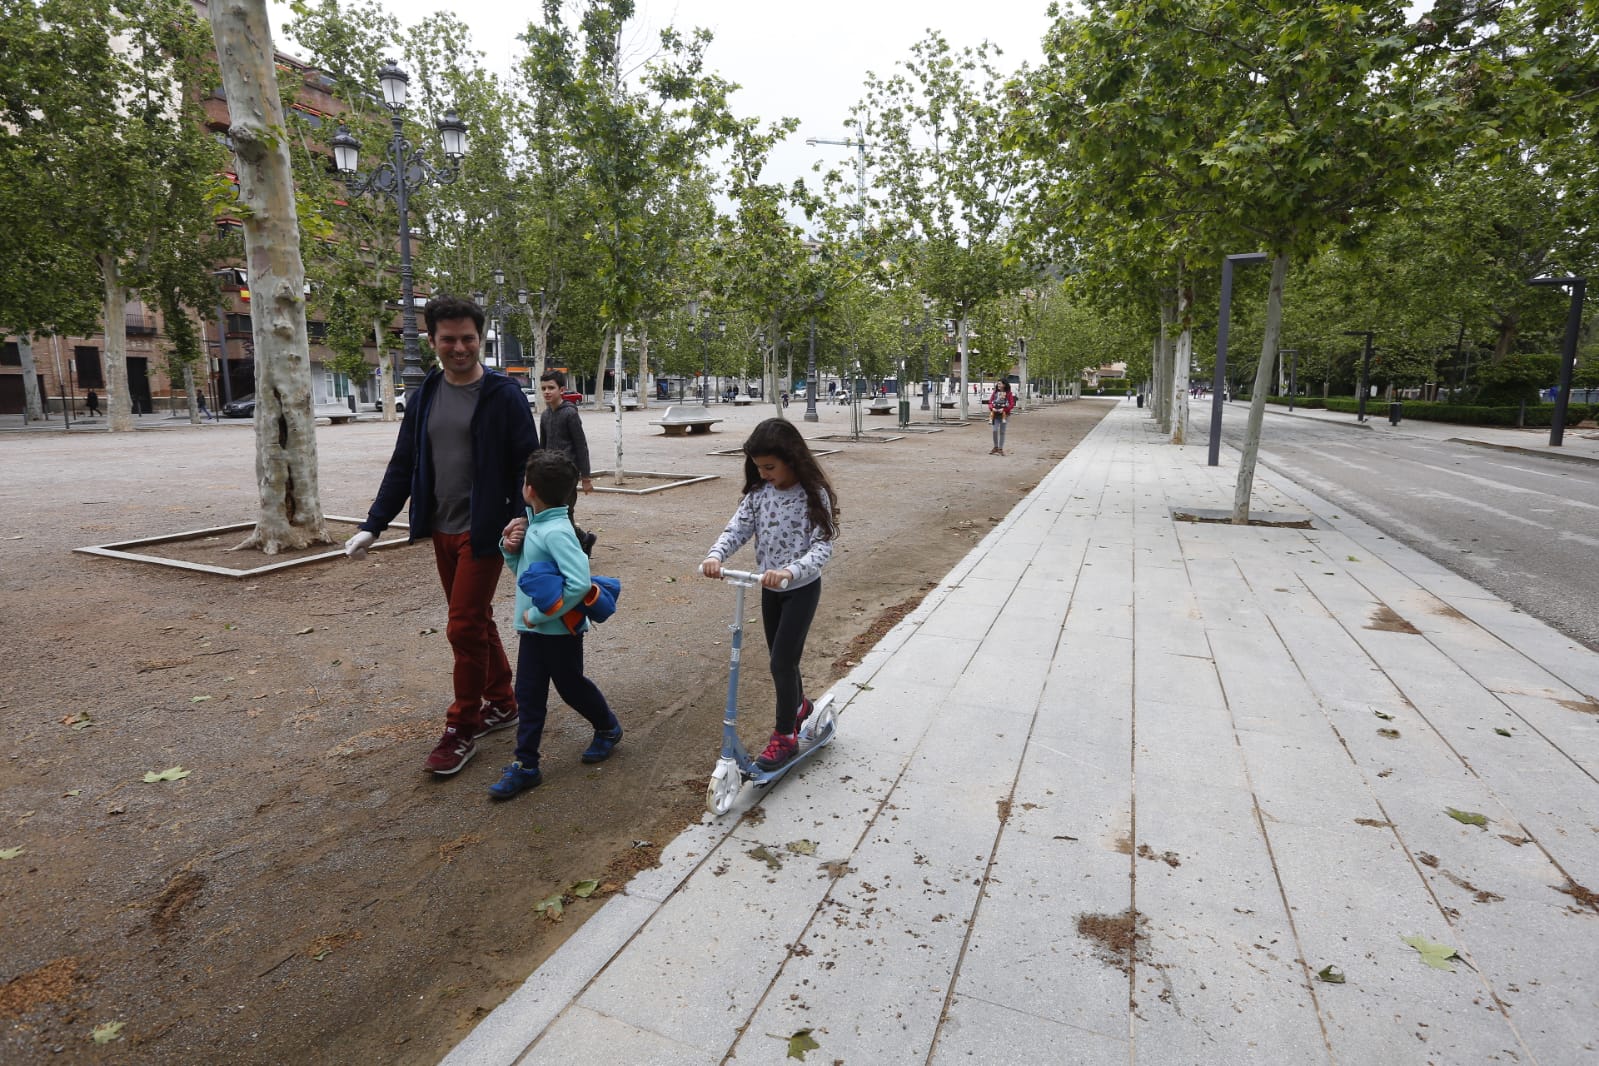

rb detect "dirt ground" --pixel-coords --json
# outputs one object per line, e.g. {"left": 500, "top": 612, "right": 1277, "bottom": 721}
{"left": 0, "top": 396, "right": 1116, "bottom": 1064}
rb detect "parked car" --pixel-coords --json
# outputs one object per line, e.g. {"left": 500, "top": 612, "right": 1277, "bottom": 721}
{"left": 523, "top": 386, "right": 584, "bottom": 406}
{"left": 222, "top": 396, "right": 255, "bottom": 418}
{"left": 393, "top": 390, "right": 406, "bottom": 413}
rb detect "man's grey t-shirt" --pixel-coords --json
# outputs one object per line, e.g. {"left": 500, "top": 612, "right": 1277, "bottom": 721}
{"left": 428, "top": 378, "right": 481, "bottom": 535}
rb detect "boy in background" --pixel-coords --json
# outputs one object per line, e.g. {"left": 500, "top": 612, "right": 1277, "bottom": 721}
{"left": 538, "top": 369, "right": 597, "bottom": 556}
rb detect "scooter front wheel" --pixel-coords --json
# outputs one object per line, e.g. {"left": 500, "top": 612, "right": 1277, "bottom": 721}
{"left": 706, "top": 759, "right": 741, "bottom": 815}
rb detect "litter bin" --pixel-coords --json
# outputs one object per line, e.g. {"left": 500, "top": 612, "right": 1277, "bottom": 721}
{"left": 1136, "top": 393, "right": 1145, "bottom": 408}
{"left": 898, "top": 397, "right": 910, "bottom": 425}
{"left": 1388, "top": 401, "right": 1402, "bottom": 425}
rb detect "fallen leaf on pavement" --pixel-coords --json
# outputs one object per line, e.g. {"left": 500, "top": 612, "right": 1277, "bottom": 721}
{"left": 1372, "top": 710, "right": 1394, "bottom": 721}
{"left": 1494, "top": 728, "right": 1511, "bottom": 737}
{"left": 784, "top": 1028, "right": 820, "bottom": 1060}
{"left": 1446, "top": 807, "right": 1487, "bottom": 827}
{"left": 142, "top": 766, "right": 192, "bottom": 783}
{"left": 1401, "top": 934, "right": 1459, "bottom": 972}
{"left": 1316, "top": 965, "right": 1346, "bottom": 984}
{"left": 0, "top": 847, "right": 23, "bottom": 860}
{"left": 570, "top": 879, "right": 600, "bottom": 898}
{"left": 748, "top": 845, "right": 782, "bottom": 871}
{"left": 534, "top": 893, "right": 564, "bottom": 921}
{"left": 785, "top": 839, "right": 818, "bottom": 855}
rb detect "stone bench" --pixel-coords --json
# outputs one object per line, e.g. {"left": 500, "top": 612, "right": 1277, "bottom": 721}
{"left": 650, "top": 405, "right": 723, "bottom": 436}
{"left": 315, "top": 405, "right": 359, "bottom": 424}
{"left": 730, "top": 395, "right": 755, "bottom": 406}
{"left": 866, "top": 400, "right": 894, "bottom": 415}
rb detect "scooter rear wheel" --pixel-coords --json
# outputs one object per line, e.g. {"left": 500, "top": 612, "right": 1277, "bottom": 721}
{"left": 706, "top": 760, "right": 741, "bottom": 815}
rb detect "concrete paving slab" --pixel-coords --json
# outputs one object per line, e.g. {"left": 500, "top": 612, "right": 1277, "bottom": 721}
{"left": 511, "top": 1004, "right": 717, "bottom": 1066}
{"left": 930, "top": 995, "right": 1131, "bottom": 1066}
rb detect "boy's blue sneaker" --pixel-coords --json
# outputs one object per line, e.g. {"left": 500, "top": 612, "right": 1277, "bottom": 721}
{"left": 488, "top": 761, "right": 542, "bottom": 800}
{"left": 580, "top": 725, "right": 623, "bottom": 764}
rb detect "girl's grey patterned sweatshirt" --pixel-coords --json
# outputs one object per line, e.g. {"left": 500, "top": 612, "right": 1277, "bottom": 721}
{"left": 706, "top": 483, "right": 833, "bottom": 589}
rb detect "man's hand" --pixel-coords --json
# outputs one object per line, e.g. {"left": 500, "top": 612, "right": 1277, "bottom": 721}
{"left": 580, "top": 477, "right": 593, "bottom": 494}
{"left": 344, "top": 530, "right": 376, "bottom": 559}
{"left": 503, "top": 516, "right": 528, "bottom": 551}
{"left": 700, "top": 558, "right": 723, "bottom": 579}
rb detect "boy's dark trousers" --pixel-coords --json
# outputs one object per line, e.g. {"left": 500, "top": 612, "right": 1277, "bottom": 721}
{"left": 512, "top": 630, "right": 617, "bottom": 768}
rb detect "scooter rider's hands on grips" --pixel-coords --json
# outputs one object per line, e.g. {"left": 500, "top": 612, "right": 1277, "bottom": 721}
{"left": 700, "top": 558, "right": 723, "bottom": 579}
{"left": 344, "top": 530, "right": 376, "bottom": 559}
{"left": 761, "top": 569, "right": 792, "bottom": 590}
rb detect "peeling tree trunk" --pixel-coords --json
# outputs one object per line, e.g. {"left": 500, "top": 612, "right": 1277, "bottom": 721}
{"left": 531, "top": 307, "right": 550, "bottom": 386}
{"left": 1232, "top": 252, "right": 1290, "bottom": 524}
{"left": 182, "top": 363, "right": 200, "bottom": 423}
{"left": 1171, "top": 277, "right": 1194, "bottom": 445}
{"left": 210, "top": 0, "right": 328, "bottom": 553}
{"left": 17, "top": 335, "right": 44, "bottom": 422}
{"left": 636, "top": 321, "right": 650, "bottom": 409}
{"left": 611, "top": 328, "right": 625, "bottom": 486}
{"left": 97, "top": 254, "right": 135, "bottom": 432}
{"left": 592, "top": 326, "right": 611, "bottom": 410}
{"left": 375, "top": 316, "right": 397, "bottom": 422}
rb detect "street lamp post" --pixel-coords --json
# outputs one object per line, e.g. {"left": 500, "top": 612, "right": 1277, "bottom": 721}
{"left": 475, "top": 270, "right": 516, "bottom": 371}
{"left": 1344, "top": 330, "right": 1375, "bottom": 422}
{"left": 1529, "top": 275, "right": 1587, "bottom": 447}
{"left": 920, "top": 295, "right": 932, "bottom": 411}
{"left": 805, "top": 316, "right": 819, "bottom": 422}
{"left": 1208, "top": 252, "right": 1269, "bottom": 466}
{"left": 1281, "top": 349, "right": 1299, "bottom": 412}
{"left": 331, "top": 59, "right": 466, "bottom": 393}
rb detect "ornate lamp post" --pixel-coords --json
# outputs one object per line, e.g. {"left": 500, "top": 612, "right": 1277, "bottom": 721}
{"left": 474, "top": 269, "right": 516, "bottom": 370}
{"left": 330, "top": 59, "right": 466, "bottom": 393}
{"left": 517, "top": 287, "right": 547, "bottom": 382}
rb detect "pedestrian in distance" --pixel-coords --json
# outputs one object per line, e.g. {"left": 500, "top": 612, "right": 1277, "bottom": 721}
{"left": 700, "top": 418, "right": 839, "bottom": 771}
{"left": 196, "top": 392, "right": 216, "bottom": 421}
{"left": 85, "top": 390, "right": 100, "bottom": 417}
{"left": 988, "top": 380, "right": 1015, "bottom": 455}
{"left": 489, "top": 450, "right": 623, "bottom": 800}
{"left": 344, "top": 294, "right": 539, "bottom": 777}
{"left": 537, "top": 368, "right": 597, "bottom": 556}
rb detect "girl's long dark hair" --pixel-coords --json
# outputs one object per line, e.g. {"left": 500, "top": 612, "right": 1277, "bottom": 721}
{"left": 741, "top": 418, "right": 840, "bottom": 541}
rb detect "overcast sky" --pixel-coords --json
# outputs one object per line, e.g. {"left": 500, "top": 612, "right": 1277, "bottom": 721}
{"left": 268, "top": 0, "right": 1054, "bottom": 213}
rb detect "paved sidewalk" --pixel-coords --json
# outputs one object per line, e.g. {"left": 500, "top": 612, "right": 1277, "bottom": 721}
{"left": 443, "top": 403, "right": 1599, "bottom": 1066}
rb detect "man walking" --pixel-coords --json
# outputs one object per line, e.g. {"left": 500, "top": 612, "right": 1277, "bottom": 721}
{"left": 538, "top": 368, "right": 597, "bottom": 556}
{"left": 344, "top": 295, "right": 539, "bottom": 777}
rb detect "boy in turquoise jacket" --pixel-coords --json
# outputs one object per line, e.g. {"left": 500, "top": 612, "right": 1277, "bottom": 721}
{"left": 490, "top": 451, "right": 622, "bottom": 800}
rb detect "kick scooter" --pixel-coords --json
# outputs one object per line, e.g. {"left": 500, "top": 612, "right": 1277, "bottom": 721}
{"left": 705, "top": 568, "right": 837, "bottom": 816}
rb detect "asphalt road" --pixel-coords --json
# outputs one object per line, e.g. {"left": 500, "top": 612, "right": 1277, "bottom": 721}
{"left": 1222, "top": 418, "right": 1599, "bottom": 651}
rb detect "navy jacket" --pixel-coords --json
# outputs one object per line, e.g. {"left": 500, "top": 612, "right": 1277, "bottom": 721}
{"left": 360, "top": 368, "right": 538, "bottom": 558}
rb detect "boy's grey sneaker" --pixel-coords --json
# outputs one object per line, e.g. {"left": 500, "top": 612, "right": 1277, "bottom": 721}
{"left": 581, "top": 725, "right": 623, "bottom": 764}
{"left": 488, "top": 760, "right": 542, "bottom": 800}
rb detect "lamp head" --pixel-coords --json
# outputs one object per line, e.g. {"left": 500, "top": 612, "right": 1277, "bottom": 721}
{"left": 436, "top": 108, "right": 467, "bottom": 159}
{"left": 330, "top": 124, "right": 359, "bottom": 174}
{"left": 378, "top": 59, "right": 408, "bottom": 110}
{"left": 493, "top": 268, "right": 506, "bottom": 287}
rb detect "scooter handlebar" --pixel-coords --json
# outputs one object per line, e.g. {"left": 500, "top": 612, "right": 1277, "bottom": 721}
{"left": 719, "top": 567, "right": 789, "bottom": 589}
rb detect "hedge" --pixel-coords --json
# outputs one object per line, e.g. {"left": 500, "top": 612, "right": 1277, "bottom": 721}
{"left": 1263, "top": 395, "right": 1599, "bottom": 427}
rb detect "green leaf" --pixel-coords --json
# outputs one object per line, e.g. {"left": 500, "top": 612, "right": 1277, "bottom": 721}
{"left": 786, "top": 1028, "right": 820, "bottom": 1060}
{"left": 748, "top": 845, "right": 782, "bottom": 871}
{"left": 1373, "top": 710, "right": 1394, "bottom": 721}
{"left": 570, "top": 879, "right": 600, "bottom": 899}
{"left": 1493, "top": 728, "right": 1511, "bottom": 737}
{"left": 142, "top": 766, "right": 192, "bottom": 783}
{"left": 1316, "top": 965, "right": 1345, "bottom": 984}
{"left": 1401, "top": 934, "right": 1459, "bottom": 971}
{"left": 1445, "top": 807, "right": 1487, "bottom": 827}
{"left": 535, "top": 893, "right": 565, "bottom": 921}
{"left": 64, "top": 789, "right": 82, "bottom": 797}
{"left": 0, "top": 846, "right": 23, "bottom": 860}
{"left": 91, "top": 1021, "right": 125, "bottom": 1044}
{"left": 190, "top": 695, "right": 212, "bottom": 703}
{"left": 785, "top": 839, "right": 818, "bottom": 855}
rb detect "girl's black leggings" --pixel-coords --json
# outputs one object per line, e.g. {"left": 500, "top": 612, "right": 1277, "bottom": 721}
{"left": 761, "top": 579, "right": 821, "bottom": 734}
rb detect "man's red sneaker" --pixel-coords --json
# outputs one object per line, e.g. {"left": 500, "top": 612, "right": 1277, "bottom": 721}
{"left": 424, "top": 727, "right": 477, "bottom": 775}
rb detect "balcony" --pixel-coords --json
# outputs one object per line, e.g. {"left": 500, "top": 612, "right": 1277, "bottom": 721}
{"left": 125, "top": 317, "right": 157, "bottom": 336}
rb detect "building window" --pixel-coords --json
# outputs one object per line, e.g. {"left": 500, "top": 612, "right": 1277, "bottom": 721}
{"left": 307, "top": 320, "right": 328, "bottom": 341}
{"left": 325, "top": 371, "right": 350, "bottom": 400}
{"left": 74, "top": 346, "right": 104, "bottom": 388}
{"left": 226, "top": 313, "right": 252, "bottom": 336}
{"left": 1, "top": 341, "right": 18, "bottom": 367}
